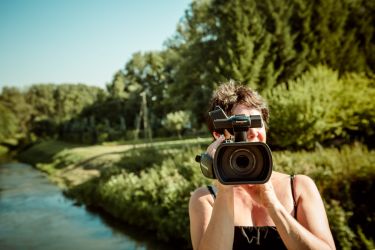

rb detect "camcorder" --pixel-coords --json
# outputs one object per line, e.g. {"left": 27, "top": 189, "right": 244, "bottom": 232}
{"left": 196, "top": 106, "right": 273, "bottom": 185}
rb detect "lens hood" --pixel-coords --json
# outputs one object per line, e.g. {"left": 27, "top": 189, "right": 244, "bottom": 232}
{"left": 213, "top": 142, "right": 273, "bottom": 185}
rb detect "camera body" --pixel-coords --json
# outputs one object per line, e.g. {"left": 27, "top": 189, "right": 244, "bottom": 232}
{"left": 198, "top": 106, "right": 273, "bottom": 185}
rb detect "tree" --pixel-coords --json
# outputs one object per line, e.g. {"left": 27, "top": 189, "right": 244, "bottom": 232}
{"left": 164, "top": 111, "right": 191, "bottom": 138}
{"left": 106, "top": 70, "right": 128, "bottom": 99}
{"left": 54, "top": 84, "right": 106, "bottom": 122}
{"left": 25, "top": 84, "right": 56, "bottom": 120}
{"left": 106, "top": 51, "right": 177, "bottom": 136}
{"left": 0, "top": 87, "right": 33, "bottom": 143}
{"left": 0, "top": 102, "right": 18, "bottom": 143}
{"left": 166, "top": 0, "right": 375, "bottom": 126}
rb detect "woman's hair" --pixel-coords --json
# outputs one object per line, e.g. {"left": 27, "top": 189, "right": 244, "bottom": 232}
{"left": 206, "top": 80, "right": 269, "bottom": 134}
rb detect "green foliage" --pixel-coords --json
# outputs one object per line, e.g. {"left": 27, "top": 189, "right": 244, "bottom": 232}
{"left": 53, "top": 84, "right": 106, "bottom": 121}
{"left": 266, "top": 65, "right": 342, "bottom": 149}
{"left": 165, "top": 0, "right": 374, "bottom": 126}
{"left": 0, "top": 86, "right": 33, "bottom": 145}
{"left": 115, "top": 146, "right": 175, "bottom": 173}
{"left": 0, "top": 145, "right": 9, "bottom": 156}
{"left": 55, "top": 140, "right": 374, "bottom": 249}
{"left": 106, "top": 70, "right": 128, "bottom": 99}
{"left": 107, "top": 51, "right": 176, "bottom": 132}
{"left": 356, "top": 226, "right": 375, "bottom": 250}
{"left": 163, "top": 111, "right": 191, "bottom": 138}
{"left": 325, "top": 200, "right": 356, "bottom": 250}
{"left": 25, "top": 84, "right": 56, "bottom": 120}
{"left": 0, "top": 102, "right": 18, "bottom": 142}
{"left": 338, "top": 73, "right": 375, "bottom": 145}
{"left": 24, "top": 83, "right": 106, "bottom": 124}
{"left": 0, "top": 83, "right": 107, "bottom": 148}
{"left": 66, "top": 145, "right": 209, "bottom": 246}
{"left": 266, "top": 65, "right": 375, "bottom": 149}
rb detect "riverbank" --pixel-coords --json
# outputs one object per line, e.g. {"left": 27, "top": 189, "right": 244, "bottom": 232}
{"left": 17, "top": 139, "right": 375, "bottom": 249}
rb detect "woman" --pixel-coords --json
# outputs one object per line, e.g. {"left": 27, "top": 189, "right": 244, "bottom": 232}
{"left": 189, "top": 81, "right": 335, "bottom": 250}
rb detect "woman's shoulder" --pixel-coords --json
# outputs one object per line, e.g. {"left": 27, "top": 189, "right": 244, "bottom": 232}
{"left": 190, "top": 185, "right": 212, "bottom": 200}
{"left": 272, "top": 171, "right": 316, "bottom": 184}
{"left": 293, "top": 174, "right": 320, "bottom": 196}
{"left": 290, "top": 174, "right": 318, "bottom": 190}
{"left": 272, "top": 171, "right": 319, "bottom": 197}
{"left": 189, "top": 185, "right": 215, "bottom": 208}
{"left": 275, "top": 173, "right": 321, "bottom": 204}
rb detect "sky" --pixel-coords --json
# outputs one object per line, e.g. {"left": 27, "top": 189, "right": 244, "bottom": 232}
{"left": 0, "top": 0, "right": 192, "bottom": 90}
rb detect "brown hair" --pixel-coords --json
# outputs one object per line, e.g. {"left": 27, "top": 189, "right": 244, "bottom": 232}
{"left": 206, "top": 80, "right": 269, "bottom": 134}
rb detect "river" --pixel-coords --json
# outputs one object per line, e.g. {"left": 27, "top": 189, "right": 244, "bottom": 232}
{"left": 0, "top": 162, "right": 177, "bottom": 250}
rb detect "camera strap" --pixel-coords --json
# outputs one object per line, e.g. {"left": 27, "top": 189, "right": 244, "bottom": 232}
{"left": 207, "top": 185, "right": 217, "bottom": 199}
{"left": 290, "top": 175, "right": 297, "bottom": 219}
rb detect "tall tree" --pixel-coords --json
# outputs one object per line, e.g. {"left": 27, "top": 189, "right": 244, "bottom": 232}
{"left": 0, "top": 102, "right": 18, "bottom": 144}
{"left": 106, "top": 51, "right": 176, "bottom": 135}
{"left": 0, "top": 87, "right": 33, "bottom": 143}
{"left": 106, "top": 70, "right": 128, "bottom": 99}
{"left": 54, "top": 84, "right": 106, "bottom": 122}
{"left": 167, "top": 0, "right": 375, "bottom": 124}
{"left": 25, "top": 84, "right": 56, "bottom": 121}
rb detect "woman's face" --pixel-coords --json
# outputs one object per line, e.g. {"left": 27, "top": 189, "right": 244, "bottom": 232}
{"left": 223, "top": 103, "right": 266, "bottom": 143}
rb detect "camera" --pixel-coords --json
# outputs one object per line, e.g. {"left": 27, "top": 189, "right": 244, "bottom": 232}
{"left": 196, "top": 106, "right": 273, "bottom": 185}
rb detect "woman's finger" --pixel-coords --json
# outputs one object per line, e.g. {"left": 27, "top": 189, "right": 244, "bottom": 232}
{"left": 207, "top": 134, "right": 225, "bottom": 157}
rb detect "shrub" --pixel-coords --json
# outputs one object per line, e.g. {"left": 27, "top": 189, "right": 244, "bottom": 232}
{"left": 265, "top": 65, "right": 375, "bottom": 149}
{"left": 338, "top": 73, "right": 375, "bottom": 147}
{"left": 65, "top": 145, "right": 210, "bottom": 247}
{"left": 163, "top": 111, "right": 192, "bottom": 138}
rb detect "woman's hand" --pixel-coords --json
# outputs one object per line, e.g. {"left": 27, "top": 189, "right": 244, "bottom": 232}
{"left": 206, "top": 134, "right": 225, "bottom": 158}
{"left": 242, "top": 181, "right": 279, "bottom": 209}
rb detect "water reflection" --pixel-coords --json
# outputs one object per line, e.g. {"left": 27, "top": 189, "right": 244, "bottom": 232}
{"left": 0, "top": 162, "right": 177, "bottom": 250}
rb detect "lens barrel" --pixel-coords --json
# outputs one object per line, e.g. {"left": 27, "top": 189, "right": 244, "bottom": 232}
{"left": 213, "top": 142, "right": 272, "bottom": 184}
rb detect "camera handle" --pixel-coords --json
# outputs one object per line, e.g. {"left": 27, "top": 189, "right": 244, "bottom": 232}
{"left": 195, "top": 153, "right": 215, "bottom": 179}
{"left": 234, "top": 131, "right": 247, "bottom": 142}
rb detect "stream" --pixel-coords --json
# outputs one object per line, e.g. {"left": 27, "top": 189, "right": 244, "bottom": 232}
{"left": 0, "top": 162, "right": 177, "bottom": 250}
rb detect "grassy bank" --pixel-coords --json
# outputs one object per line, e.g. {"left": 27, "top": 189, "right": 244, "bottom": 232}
{"left": 18, "top": 139, "right": 375, "bottom": 250}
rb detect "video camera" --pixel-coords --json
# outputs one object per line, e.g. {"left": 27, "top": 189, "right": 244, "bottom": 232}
{"left": 196, "top": 106, "right": 273, "bottom": 185}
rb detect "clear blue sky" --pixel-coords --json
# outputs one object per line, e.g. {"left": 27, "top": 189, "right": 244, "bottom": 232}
{"left": 0, "top": 0, "right": 191, "bottom": 89}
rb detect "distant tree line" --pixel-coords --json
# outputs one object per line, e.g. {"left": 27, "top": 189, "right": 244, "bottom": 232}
{"left": 1, "top": 0, "right": 374, "bottom": 151}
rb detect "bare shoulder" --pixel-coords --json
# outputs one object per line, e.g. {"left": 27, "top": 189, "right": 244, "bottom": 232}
{"left": 189, "top": 186, "right": 213, "bottom": 207}
{"left": 191, "top": 185, "right": 211, "bottom": 197}
{"left": 293, "top": 174, "right": 322, "bottom": 202}
{"left": 189, "top": 186, "right": 215, "bottom": 220}
{"left": 293, "top": 174, "right": 318, "bottom": 191}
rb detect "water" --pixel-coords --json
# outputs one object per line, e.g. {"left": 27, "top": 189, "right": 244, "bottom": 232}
{"left": 0, "top": 162, "right": 174, "bottom": 250}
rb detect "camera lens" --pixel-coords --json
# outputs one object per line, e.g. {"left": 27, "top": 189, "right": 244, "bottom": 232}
{"left": 214, "top": 142, "right": 272, "bottom": 184}
{"left": 236, "top": 155, "right": 249, "bottom": 168}
{"left": 229, "top": 149, "right": 256, "bottom": 175}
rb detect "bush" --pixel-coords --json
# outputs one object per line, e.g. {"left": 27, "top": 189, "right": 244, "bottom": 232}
{"left": 265, "top": 65, "right": 375, "bottom": 149}
{"left": 325, "top": 200, "right": 356, "bottom": 250}
{"left": 338, "top": 73, "right": 375, "bottom": 147}
{"left": 66, "top": 145, "right": 209, "bottom": 247}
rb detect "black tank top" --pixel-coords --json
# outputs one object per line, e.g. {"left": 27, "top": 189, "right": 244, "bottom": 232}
{"left": 207, "top": 175, "right": 297, "bottom": 250}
